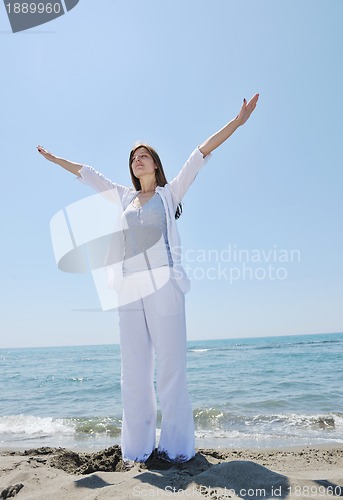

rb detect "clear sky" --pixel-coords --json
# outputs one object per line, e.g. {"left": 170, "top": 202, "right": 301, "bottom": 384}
{"left": 1, "top": 0, "right": 342, "bottom": 348}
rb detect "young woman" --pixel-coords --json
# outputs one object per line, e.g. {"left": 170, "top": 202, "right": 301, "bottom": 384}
{"left": 37, "top": 94, "right": 259, "bottom": 463}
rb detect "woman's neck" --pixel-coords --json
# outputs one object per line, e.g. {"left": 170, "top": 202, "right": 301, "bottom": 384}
{"left": 139, "top": 178, "right": 157, "bottom": 193}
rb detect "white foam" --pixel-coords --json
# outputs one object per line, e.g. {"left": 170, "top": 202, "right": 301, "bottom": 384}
{"left": 334, "top": 414, "right": 343, "bottom": 430}
{"left": 0, "top": 415, "right": 75, "bottom": 436}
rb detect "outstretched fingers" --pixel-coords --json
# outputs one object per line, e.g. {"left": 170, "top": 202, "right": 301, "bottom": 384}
{"left": 248, "top": 93, "right": 259, "bottom": 110}
{"left": 36, "top": 145, "right": 55, "bottom": 162}
{"left": 238, "top": 93, "right": 259, "bottom": 125}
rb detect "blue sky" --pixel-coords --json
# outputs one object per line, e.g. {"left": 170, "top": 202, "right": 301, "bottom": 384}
{"left": 1, "top": 0, "right": 342, "bottom": 348}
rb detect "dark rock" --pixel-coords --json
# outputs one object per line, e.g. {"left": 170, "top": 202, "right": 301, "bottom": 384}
{"left": 1, "top": 483, "right": 24, "bottom": 499}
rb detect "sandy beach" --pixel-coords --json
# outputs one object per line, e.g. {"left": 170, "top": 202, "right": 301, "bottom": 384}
{"left": 0, "top": 444, "right": 342, "bottom": 499}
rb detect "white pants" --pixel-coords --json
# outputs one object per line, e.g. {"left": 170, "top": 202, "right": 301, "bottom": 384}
{"left": 118, "top": 268, "right": 195, "bottom": 462}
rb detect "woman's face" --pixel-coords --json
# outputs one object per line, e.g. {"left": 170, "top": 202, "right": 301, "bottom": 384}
{"left": 131, "top": 147, "right": 157, "bottom": 180}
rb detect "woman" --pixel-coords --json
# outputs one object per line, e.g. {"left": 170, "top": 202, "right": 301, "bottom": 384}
{"left": 37, "top": 94, "right": 259, "bottom": 463}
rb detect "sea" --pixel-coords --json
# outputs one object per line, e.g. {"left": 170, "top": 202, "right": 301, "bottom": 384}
{"left": 0, "top": 332, "right": 342, "bottom": 451}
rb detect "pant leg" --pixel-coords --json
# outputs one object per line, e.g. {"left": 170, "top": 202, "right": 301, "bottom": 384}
{"left": 143, "top": 278, "right": 195, "bottom": 462}
{"left": 118, "top": 298, "right": 157, "bottom": 462}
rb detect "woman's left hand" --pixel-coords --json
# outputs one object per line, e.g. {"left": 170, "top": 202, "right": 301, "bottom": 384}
{"left": 236, "top": 94, "right": 259, "bottom": 126}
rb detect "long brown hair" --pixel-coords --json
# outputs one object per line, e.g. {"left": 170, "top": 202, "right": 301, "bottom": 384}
{"left": 129, "top": 144, "right": 182, "bottom": 219}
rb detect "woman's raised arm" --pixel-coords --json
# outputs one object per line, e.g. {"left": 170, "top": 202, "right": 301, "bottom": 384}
{"left": 37, "top": 145, "right": 83, "bottom": 176}
{"left": 199, "top": 94, "right": 259, "bottom": 157}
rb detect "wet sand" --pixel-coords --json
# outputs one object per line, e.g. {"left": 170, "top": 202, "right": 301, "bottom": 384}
{"left": 0, "top": 444, "right": 342, "bottom": 499}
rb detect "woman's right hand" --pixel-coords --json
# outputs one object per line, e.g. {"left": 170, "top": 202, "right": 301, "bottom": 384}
{"left": 37, "top": 145, "right": 83, "bottom": 176}
{"left": 37, "top": 145, "right": 56, "bottom": 163}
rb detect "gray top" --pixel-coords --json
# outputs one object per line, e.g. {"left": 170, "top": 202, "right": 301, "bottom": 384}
{"left": 122, "top": 193, "right": 173, "bottom": 275}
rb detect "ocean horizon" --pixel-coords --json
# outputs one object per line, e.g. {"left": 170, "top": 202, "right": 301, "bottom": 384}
{"left": 1, "top": 332, "right": 342, "bottom": 451}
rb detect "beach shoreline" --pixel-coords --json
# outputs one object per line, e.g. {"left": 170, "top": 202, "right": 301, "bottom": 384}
{"left": 0, "top": 444, "right": 342, "bottom": 499}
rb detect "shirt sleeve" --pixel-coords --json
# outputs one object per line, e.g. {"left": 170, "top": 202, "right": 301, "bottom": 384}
{"left": 78, "top": 165, "right": 132, "bottom": 203}
{"left": 169, "top": 148, "right": 212, "bottom": 203}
